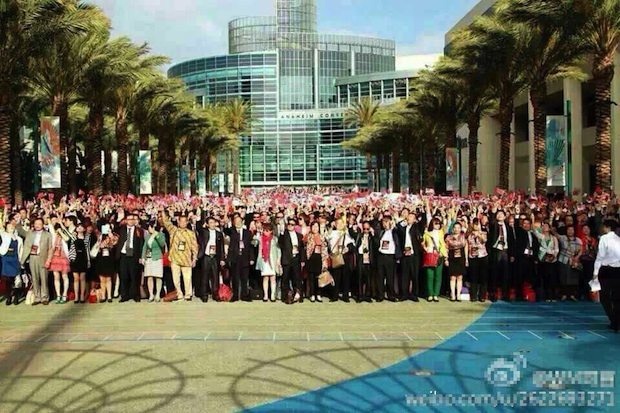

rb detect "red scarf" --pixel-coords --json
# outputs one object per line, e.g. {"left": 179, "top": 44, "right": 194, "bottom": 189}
{"left": 261, "top": 233, "right": 273, "bottom": 262}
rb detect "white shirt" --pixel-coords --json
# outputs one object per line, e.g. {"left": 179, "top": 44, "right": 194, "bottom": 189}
{"left": 495, "top": 222, "right": 508, "bottom": 250}
{"left": 289, "top": 231, "right": 299, "bottom": 255}
{"left": 404, "top": 225, "right": 413, "bottom": 250}
{"left": 379, "top": 229, "right": 396, "bottom": 255}
{"left": 121, "top": 226, "right": 134, "bottom": 254}
{"left": 594, "top": 232, "right": 620, "bottom": 276}
{"left": 34, "top": 230, "right": 42, "bottom": 248}
{"left": 205, "top": 229, "right": 217, "bottom": 255}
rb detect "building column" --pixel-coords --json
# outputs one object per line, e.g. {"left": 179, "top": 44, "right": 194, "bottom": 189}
{"left": 564, "top": 78, "right": 583, "bottom": 194}
{"left": 528, "top": 92, "right": 536, "bottom": 193}
{"left": 477, "top": 116, "right": 500, "bottom": 193}
{"left": 612, "top": 53, "right": 620, "bottom": 191}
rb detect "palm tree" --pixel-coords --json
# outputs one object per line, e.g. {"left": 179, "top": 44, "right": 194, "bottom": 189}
{"left": 0, "top": 0, "right": 91, "bottom": 202}
{"left": 28, "top": 0, "right": 107, "bottom": 196}
{"left": 452, "top": 14, "right": 530, "bottom": 190}
{"left": 436, "top": 55, "right": 496, "bottom": 194}
{"left": 344, "top": 97, "right": 382, "bottom": 189}
{"left": 221, "top": 99, "right": 253, "bottom": 195}
{"left": 106, "top": 38, "right": 168, "bottom": 194}
{"left": 499, "top": 0, "right": 586, "bottom": 193}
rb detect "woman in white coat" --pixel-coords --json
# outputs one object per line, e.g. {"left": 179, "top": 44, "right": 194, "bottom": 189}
{"left": 255, "top": 224, "right": 282, "bottom": 302}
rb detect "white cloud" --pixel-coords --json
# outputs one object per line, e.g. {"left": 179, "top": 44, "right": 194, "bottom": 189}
{"left": 397, "top": 32, "right": 447, "bottom": 56}
{"left": 395, "top": 54, "right": 442, "bottom": 70}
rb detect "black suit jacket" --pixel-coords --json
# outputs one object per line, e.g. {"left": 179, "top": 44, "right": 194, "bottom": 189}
{"left": 227, "top": 228, "right": 255, "bottom": 267}
{"left": 515, "top": 228, "right": 540, "bottom": 260}
{"left": 374, "top": 229, "right": 403, "bottom": 260}
{"left": 488, "top": 221, "right": 516, "bottom": 259}
{"left": 197, "top": 228, "right": 225, "bottom": 261}
{"left": 396, "top": 224, "right": 423, "bottom": 257}
{"left": 278, "top": 231, "right": 305, "bottom": 266}
{"left": 355, "top": 233, "right": 376, "bottom": 267}
{"left": 115, "top": 225, "right": 144, "bottom": 260}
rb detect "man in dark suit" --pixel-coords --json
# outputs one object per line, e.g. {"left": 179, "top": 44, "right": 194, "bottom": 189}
{"left": 488, "top": 209, "right": 517, "bottom": 301}
{"left": 355, "top": 221, "right": 374, "bottom": 302}
{"left": 226, "top": 215, "right": 255, "bottom": 302}
{"left": 397, "top": 213, "right": 423, "bottom": 301}
{"left": 115, "top": 213, "right": 144, "bottom": 302}
{"left": 374, "top": 216, "right": 402, "bottom": 302}
{"left": 278, "top": 218, "right": 305, "bottom": 301}
{"left": 514, "top": 218, "right": 539, "bottom": 301}
{"left": 197, "top": 217, "right": 225, "bottom": 302}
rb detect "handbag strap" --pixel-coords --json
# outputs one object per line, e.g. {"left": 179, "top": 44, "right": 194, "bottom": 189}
{"left": 154, "top": 234, "right": 168, "bottom": 253}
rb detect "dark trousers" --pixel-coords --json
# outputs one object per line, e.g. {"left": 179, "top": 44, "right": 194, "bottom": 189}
{"left": 377, "top": 253, "right": 396, "bottom": 299}
{"left": 598, "top": 266, "right": 620, "bottom": 330}
{"left": 1, "top": 276, "right": 16, "bottom": 300}
{"left": 400, "top": 255, "right": 419, "bottom": 299}
{"left": 119, "top": 255, "right": 140, "bottom": 301}
{"left": 331, "top": 266, "right": 350, "bottom": 299}
{"left": 539, "top": 261, "right": 558, "bottom": 301}
{"left": 469, "top": 256, "right": 489, "bottom": 301}
{"left": 491, "top": 250, "right": 509, "bottom": 300}
{"left": 581, "top": 259, "right": 595, "bottom": 300}
{"left": 201, "top": 256, "right": 219, "bottom": 299}
{"left": 282, "top": 258, "right": 302, "bottom": 296}
{"left": 516, "top": 255, "right": 535, "bottom": 299}
{"left": 230, "top": 262, "right": 249, "bottom": 299}
{"left": 358, "top": 264, "right": 371, "bottom": 299}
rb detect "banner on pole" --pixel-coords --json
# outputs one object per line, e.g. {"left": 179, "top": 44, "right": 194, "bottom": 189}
{"left": 197, "top": 169, "right": 206, "bottom": 196}
{"left": 218, "top": 173, "right": 225, "bottom": 194}
{"left": 546, "top": 116, "right": 567, "bottom": 187}
{"left": 138, "top": 151, "right": 152, "bottom": 195}
{"left": 446, "top": 147, "right": 458, "bottom": 192}
{"left": 227, "top": 173, "right": 234, "bottom": 194}
{"left": 379, "top": 169, "right": 387, "bottom": 192}
{"left": 180, "top": 165, "right": 191, "bottom": 196}
{"left": 400, "top": 162, "right": 409, "bottom": 193}
{"left": 39, "top": 117, "right": 61, "bottom": 189}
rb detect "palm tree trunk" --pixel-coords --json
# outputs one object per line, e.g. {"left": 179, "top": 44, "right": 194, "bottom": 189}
{"left": 167, "top": 140, "right": 177, "bottom": 195}
{"left": 392, "top": 147, "right": 400, "bottom": 192}
{"left": 189, "top": 149, "right": 197, "bottom": 195}
{"left": 156, "top": 139, "right": 166, "bottom": 194}
{"left": 87, "top": 105, "right": 104, "bottom": 195}
{"left": 530, "top": 85, "right": 548, "bottom": 194}
{"left": 365, "top": 153, "right": 372, "bottom": 191}
{"left": 232, "top": 147, "right": 240, "bottom": 195}
{"left": 467, "top": 116, "right": 481, "bottom": 194}
{"left": 0, "top": 102, "right": 12, "bottom": 203}
{"left": 116, "top": 108, "right": 129, "bottom": 195}
{"left": 498, "top": 97, "right": 514, "bottom": 190}
{"left": 205, "top": 152, "right": 212, "bottom": 192}
{"left": 593, "top": 58, "right": 614, "bottom": 191}
{"left": 10, "top": 117, "right": 22, "bottom": 206}
{"left": 139, "top": 129, "right": 149, "bottom": 151}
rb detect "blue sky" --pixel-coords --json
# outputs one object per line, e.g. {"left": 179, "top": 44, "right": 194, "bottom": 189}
{"left": 91, "top": 0, "right": 480, "bottom": 66}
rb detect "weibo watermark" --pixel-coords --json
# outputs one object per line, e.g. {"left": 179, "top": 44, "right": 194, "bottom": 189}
{"left": 405, "top": 353, "right": 615, "bottom": 408}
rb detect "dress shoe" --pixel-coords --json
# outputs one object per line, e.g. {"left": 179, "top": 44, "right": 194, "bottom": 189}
{"left": 119, "top": 298, "right": 129, "bottom": 303}
{"left": 342, "top": 297, "right": 350, "bottom": 303}
{"left": 107, "top": 299, "right": 113, "bottom": 303}
{"left": 386, "top": 297, "right": 397, "bottom": 302}
{"left": 5, "top": 297, "right": 12, "bottom": 306}
{"left": 42, "top": 300, "right": 49, "bottom": 305}
{"left": 376, "top": 298, "right": 384, "bottom": 303}
{"left": 241, "top": 297, "right": 252, "bottom": 302}
{"left": 202, "top": 297, "right": 208, "bottom": 303}
{"left": 329, "top": 298, "right": 338, "bottom": 302}
{"left": 410, "top": 296, "right": 419, "bottom": 302}
{"left": 263, "top": 298, "right": 268, "bottom": 302}
{"left": 230, "top": 298, "right": 239, "bottom": 303}
{"left": 13, "top": 298, "right": 19, "bottom": 305}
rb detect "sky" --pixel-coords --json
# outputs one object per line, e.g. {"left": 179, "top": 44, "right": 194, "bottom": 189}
{"left": 90, "top": 0, "right": 480, "bottom": 69}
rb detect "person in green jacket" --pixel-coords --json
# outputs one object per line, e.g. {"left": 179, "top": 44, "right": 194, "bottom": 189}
{"left": 141, "top": 221, "right": 167, "bottom": 302}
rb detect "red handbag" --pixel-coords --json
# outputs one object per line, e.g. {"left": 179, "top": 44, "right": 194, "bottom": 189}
{"left": 218, "top": 284, "right": 233, "bottom": 302}
{"left": 422, "top": 236, "right": 440, "bottom": 268}
{"left": 422, "top": 251, "right": 440, "bottom": 268}
{"left": 162, "top": 252, "right": 171, "bottom": 267}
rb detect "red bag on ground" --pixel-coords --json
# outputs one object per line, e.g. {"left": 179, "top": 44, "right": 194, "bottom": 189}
{"left": 218, "top": 284, "right": 232, "bottom": 302}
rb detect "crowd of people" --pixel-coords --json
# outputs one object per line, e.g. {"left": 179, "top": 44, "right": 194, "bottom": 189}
{"left": 0, "top": 187, "right": 618, "bottom": 330}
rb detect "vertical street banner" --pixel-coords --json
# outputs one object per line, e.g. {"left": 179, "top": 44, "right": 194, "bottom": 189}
{"left": 218, "top": 173, "right": 226, "bottom": 194}
{"left": 379, "top": 169, "right": 387, "bottom": 192}
{"left": 227, "top": 173, "right": 234, "bottom": 194}
{"left": 180, "top": 165, "right": 191, "bottom": 197}
{"left": 138, "top": 150, "right": 152, "bottom": 195}
{"left": 400, "top": 162, "right": 409, "bottom": 193}
{"left": 546, "top": 115, "right": 567, "bottom": 187}
{"left": 39, "top": 117, "right": 61, "bottom": 189}
{"left": 446, "top": 147, "right": 458, "bottom": 192}
{"left": 367, "top": 172, "right": 375, "bottom": 191}
{"left": 197, "top": 169, "right": 206, "bottom": 196}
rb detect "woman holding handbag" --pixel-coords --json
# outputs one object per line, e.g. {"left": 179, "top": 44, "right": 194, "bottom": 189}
{"left": 534, "top": 221, "right": 559, "bottom": 302}
{"left": 91, "top": 230, "right": 119, "bottom": 303}
{"left": 422, "top": 218, "right": 447, "bottom": 302}
{"left": 445, "top": 222, "right": 468, "bottom": 302}
{"left": 69, "top": 222, "right": 91, "bottom": 304}
{"left": 141, "top": 221, "right": 167, "bottom": 302}
{"left": 467, "top": 218, "right": 488, "bottom": 302}
{"left": 0, "top": 222, "right": 24, "bottom": 305}
{"left": 47, "top": 224, "right": 71, "bottom": 304}
{"left": 328, "top": 217, "right": 355, "bottom": 302}
{"left": 255, "top": 224, "right": 282, "bottom": 302}
{"left": 306, "top": 221, "right": 329, "bottom": 302}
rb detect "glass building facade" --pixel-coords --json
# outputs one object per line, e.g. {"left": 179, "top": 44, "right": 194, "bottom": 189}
{"left": 169, "top": 0, "right": 397, "bottom": 188}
